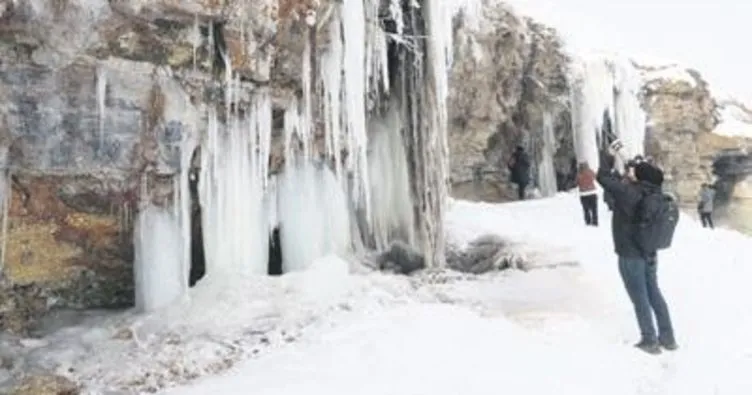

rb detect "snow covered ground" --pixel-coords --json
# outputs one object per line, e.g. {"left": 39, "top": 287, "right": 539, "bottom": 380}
{"left": 152, "top": 194, "right": 752, "bottom": 395}
{"left": 3, "top": 194, "right": 751, "bottom": 394}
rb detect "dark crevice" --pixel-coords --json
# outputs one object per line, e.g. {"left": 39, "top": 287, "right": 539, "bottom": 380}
{"left": 212, "top": 21, "right": 228, "bottom": 73}
{"left": 712, "top": 150, "right": 752, "bottom": 211}
{"left": 268, "top": 227, "right": 283, "bottom": 275}
{"left": 199, "top": 21, "right": 228, "bottom": 74}
{"left": 188, "top": 149, "right": 206, "bottom": 287}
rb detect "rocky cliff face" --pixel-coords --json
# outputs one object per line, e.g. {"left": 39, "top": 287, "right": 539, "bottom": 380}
{"left": 639, "top": 65, "right": 720, "bottom": 200}
{"left": 0, "top": 0, "right": 315, "bottom": 333}
{"left": 447, "top": 2, "right": 572, "bottom": 202}
{"left": 444, "top": 2, "right": 752, "bottom": 232}
{"left": 639, "top": 64, "right": 752, "bottom": 231}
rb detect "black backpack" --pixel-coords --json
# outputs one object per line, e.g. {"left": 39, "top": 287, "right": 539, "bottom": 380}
{"left": 634, "top": 189, "right": 680, "bottom": 254}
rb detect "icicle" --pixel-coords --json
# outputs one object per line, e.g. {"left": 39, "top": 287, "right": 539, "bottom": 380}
{"left": 367, "top": 102, "right": 415, "bottom": 251}
{"left": 414, "top": 0, "right": 452, "bottom": 268}
{"left": 283, "top": 97, "right": 301, "bottom": 168}
{"left": 277, "top": 161, "right": 351, "bottom": 273}
{"left": 341, "top": 0, "right": 371, "bottom": 221}
{"left": 301, "top": 34, "right": 313, "bottom": 160}
{"left": 189, "top": 14, "right": 202, "bottom": 71}
{"left": 255, "top": 94, "right": 273, "bottom": 189}
{"left": 569, "top": 56, "right": 616, "bottom": 170}
{"left": 612, "top": 58, "right": 646, "bottom": 160}
{"left": 538, "top": 112, "right": 558, "bottom": 197}
{"left": 570, "top": 55, "right": 646, "bottom": 171}
{"left": 96, "top": 63, "right": 107, "bottom": 148}
{"left": 0, "top": 169, "right": 10, "bottom": 275}
{"left": 319, "top": 9, "right": 344, "bottom": 181}
{"left": 207, "top": 22, "right": 215, "bottom": 72}
{"left": 364, "top": 0, "right": 389, "bottom": 100}
{"left": 198, "top": 93, "right": 271, "bottom": 277}
{"left": 133, "top": 204, "right": 184, "bottom": 312}
{"left": 266, "top": 174, "right": 278, "bottom": 231}
{"left": 389, "top": 0, "right": 404, "bottom": 36}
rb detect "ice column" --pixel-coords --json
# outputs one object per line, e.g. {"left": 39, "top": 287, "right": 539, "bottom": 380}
{"left": 198, "top": 95, "right": 272, "bottom": 277}
{"left": 277, "top": 161, "right": 352, "bottom": 273}
{"left": 96, "top": 63, "right": 107, "bottom": 148}
{"left": 133, "top": 204, "right": 184, "bottom": 312}
{"left": 612, "top": 58, "right": 647, "bottom": 161}
{"left": 569, "top": 57, "right": 615, "bottom": 170}
{"left": 538, "top": 112, "right": 558, "bottom": 196}
{"left": 367, "top": 102, "right": 416, "bottom": 251}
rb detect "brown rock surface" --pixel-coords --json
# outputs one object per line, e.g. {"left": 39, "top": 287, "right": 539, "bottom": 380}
{"left": 639, "top": 63, "right": 752, "bottom": 230}
{"left": 447, "top": 2, "right": 572, "bottom": 201}
{"left": 8, "top": 374, "right": 79, "bottom": 395}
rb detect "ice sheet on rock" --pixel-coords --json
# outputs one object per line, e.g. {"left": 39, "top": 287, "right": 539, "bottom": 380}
{"left": 366, "top": 103, "right": 416, "bottom": 251}
{"left": 277, "top": 161, "right": 352, "bottom": 273}
{"left": 134, "top": 204, "right": 185, "bottom": 313}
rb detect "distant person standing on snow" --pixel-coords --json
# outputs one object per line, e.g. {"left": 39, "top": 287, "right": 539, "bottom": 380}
{"left": 596, "top": 141, "right": 679, "bottom": 355}
{"left": 507, "top": 145, "right": 531, "bottom": 200}
{"left": 697, "top": 183, "right": 716, "bottom": 229}
{"left": 576, "top": 162, "right": 598, "bottom": 226}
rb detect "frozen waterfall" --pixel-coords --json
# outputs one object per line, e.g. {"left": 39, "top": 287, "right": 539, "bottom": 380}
{"left": 367, "top": 102, "right": 416, "bottom": 251}
{"left": 132, "top": 0, "right": 458, "bottom": 310}
{"left": 569, "top": 55, "right": 646, "bottom": 171}
{"left": 537, "top": 112, "right": 558, "bottom": 197}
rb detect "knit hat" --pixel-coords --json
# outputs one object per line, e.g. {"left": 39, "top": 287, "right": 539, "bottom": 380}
{"left": 634, "top": 162, "right": 664, "bottom": 186}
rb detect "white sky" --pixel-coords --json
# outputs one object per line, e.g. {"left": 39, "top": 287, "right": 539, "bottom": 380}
{"left": 505, "top": 0, "right": 752, "bottom": 103}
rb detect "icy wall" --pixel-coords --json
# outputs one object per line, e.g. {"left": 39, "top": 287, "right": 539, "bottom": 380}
{"left": 0, "top": 0, "right": 460, "bottom": 327}
{"left": 133, "top": 0, "right": 462, "bottom": 311}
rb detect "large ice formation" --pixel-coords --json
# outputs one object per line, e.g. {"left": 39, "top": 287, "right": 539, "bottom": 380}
{"left": 132, "top": 0, "right": 461, "bottom": 311}
{"left": 569, "top": 55, "right": 646, "bottom": 171}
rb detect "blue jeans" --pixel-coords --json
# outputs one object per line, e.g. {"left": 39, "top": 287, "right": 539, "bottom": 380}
{"left": 618, "top": 256, "right": 675, "bottom": 344}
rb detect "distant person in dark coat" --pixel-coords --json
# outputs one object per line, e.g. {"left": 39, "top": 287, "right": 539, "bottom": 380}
{"left": 697, "top": 183, "right": 716, "bottom": 229}
{"left": 507, "top": 145, "right": 531, "bottom": 200}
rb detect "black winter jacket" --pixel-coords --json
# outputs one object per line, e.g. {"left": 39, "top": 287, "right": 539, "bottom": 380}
{"left": 596, "top": 167, "right": 659, "bottom": 259}
{"left": 508, "top": 151, "right": 531, "bottom": 186}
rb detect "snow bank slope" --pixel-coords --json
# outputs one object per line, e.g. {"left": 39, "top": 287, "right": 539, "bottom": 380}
{"left": 165, "top": 194, "right": 752, "bottom": 395}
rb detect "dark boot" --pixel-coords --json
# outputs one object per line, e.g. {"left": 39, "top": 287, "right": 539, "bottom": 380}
{"left": 659, "top": 338, "right": 679, "bottom": 351}
{"left": 634, "top": 340, "right": 662, "bottom": 355}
